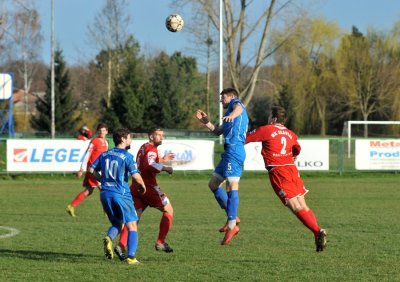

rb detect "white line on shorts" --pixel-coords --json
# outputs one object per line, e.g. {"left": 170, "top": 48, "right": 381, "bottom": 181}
{"left": 0, "top": 226, "right": 20, "bottom": 239}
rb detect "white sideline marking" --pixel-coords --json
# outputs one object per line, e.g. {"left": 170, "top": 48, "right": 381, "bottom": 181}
{"left": 0, "top": 226, "right": 20, "bottom": 239}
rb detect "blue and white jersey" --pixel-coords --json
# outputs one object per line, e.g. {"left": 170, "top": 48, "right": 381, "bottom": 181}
{"left": 91, "top": 147, "right": 139, "bottom": 197}
{"left": 223, "top": 98, "right": 249, "bottom": 146}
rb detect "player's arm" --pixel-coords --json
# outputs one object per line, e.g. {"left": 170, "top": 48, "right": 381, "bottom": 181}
{"left": 245, "top": 126, "right": 265, "bottom": 144}
{"left": 132, "top": 172, "right": 146, "bottom": 194}
{"left": 77, "top": 142, "right": 93, "bottom": 177}
{"left": 88, "top": 156, "right": 101, "bottom": 181}
{"left": 88, "top": 167, "right": 101, "bottom": 182}
{"left": 196, "top": 109, "right": 223, "bottom": 135}
{"left": 222, "top": 102, "right": 243, "bottom": 122}
{"left": 292, "top": 137, "right": 301, "bottom": 158}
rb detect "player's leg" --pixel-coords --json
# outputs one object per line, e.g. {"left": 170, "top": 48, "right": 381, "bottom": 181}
{"left": 125, "top": 220, "right": 140, "bottom": 265}
{"left": 155, "top": 201, "right": 174, "bottom": 253}
{"left": 221, "top": 179, "right": 240, "bottom": 245}
{"left": 116, "top": 198, "right": 147, "bottom": 260}
{"left": 65, "top": 185, "right": 95, "bottom": 217}
{"left": 288, "top": 196, "right": 327, "bottom": 252}
{"left": 208, "top": 173, "right": 227, "bottom": 211}
{"left": 100, "top": 196, "right": 122, "bottom": 260}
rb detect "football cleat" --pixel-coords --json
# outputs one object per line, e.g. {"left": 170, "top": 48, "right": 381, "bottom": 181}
{"left": 155, "top": 242, "right": 174, "bottom": 253}
{"left": 219, "top": 216, "right": 241, "bottom": 232}
{"left": 126, "top": 257, "right": 141, "bottom": 265}
{"left": 103, "top": 236, "right": 114, "bottom": 259}
{"left": 65, "top": 205, "right": 76, "bottom": 217}
{"left": 316, "top": 229, "right": 327, "bottom": 252}
{"left": 114, "top": 245, "right": 127, "bottom": 261}
{"left": 221, "top": 225, "right": 240, "bottom": 245}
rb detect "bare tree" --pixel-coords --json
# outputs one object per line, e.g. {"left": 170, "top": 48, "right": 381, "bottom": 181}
{"left": 175, "top": 0, "right": 306, "bottom": 106}
{"left": 87, "top": 0, "right": 131, "bottom": 108}
{"left": 1, "top": 0, "right": 43, "bottom": 132}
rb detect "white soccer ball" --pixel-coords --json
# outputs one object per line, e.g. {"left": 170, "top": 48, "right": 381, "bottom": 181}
{"left": 166, "top": 14, "right": 184, "bottom": 32}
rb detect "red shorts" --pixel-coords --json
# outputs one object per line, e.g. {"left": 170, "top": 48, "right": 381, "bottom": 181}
{"left": 83, "top": 172, "right": 100, "bottom": 188}
{"left": 131, "top": 183, "right": 170, "bottom": 211}
{"left": 268, "top": 165, "right": 308, "bottom": 205}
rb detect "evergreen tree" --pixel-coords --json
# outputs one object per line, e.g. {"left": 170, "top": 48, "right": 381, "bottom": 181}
{"left": 31, "top": 48, "right": 80, "bottom": 134}
{"left": 101, "top": 37, "right": 147, "bottom": 132}
{"left": 149, "top": 52, "right": 204, "bottom": 129}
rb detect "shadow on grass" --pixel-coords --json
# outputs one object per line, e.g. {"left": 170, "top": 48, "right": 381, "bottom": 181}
{"left": 0, "top": 249, "right": 98, "bottom": 262}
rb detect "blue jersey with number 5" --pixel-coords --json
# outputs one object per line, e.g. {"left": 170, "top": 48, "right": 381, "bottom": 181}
{"left": 91, "top": 147, "right": 139, "bottom": 197}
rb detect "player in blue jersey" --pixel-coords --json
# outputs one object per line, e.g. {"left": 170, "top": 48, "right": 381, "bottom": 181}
{"left": 196, "top": 87, "right": 249, "bottom": 245}
{"left": 89, "top": 128, "right": 146, "bottom": 265}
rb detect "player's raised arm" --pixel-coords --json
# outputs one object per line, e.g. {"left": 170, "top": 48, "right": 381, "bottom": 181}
{"left": 222, "top": 102, "right": 243, "bottom": 122}
{"left": 196, "top": 109, "right": 223, "bottom": 135}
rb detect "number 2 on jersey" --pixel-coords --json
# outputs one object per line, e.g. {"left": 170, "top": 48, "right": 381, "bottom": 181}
{"left": 280, "top": 136, "right": 287, "bottom": 155}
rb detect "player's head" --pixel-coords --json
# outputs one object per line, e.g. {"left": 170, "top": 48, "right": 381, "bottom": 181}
{"left": 269, "top": 106, "right": 287, "bottom": 125}
{"left": 113, "top": 128, "right": 132, "bottom": 148}
{"left": 220, "top": 87, "right": 239, "bottom": 109}
{"left": 96, "top": 123, "right": 108, "bottom": 138}
{"left": 148, "top": 127, "right": 164, "bottom": 147}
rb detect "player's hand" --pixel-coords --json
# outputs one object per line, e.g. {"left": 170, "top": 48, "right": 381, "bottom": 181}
{"left": 163, "top": 153, "right": 175, "bottom": 162}
{"left": 164, "top": 166, "right": 173, "bottom": 175}
{"left": 196, "top": 109, "right": 210, "bottom": 124}
{"left": 138, "top": 184, "right": 146, "bottom": 195}
{"left": 76, "top": 171, "right": 83, "bottom": 178}
{"left": 222, "top": 115, "right": 234, "bottom": 122}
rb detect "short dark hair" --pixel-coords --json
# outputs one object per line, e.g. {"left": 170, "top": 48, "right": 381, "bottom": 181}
{"left": 96, "top": 123, "right": 108, "bottom": 131}
{"left": 113, "top": 128, "right": 131, "bottom": 146}
{"left": 271, "top": 106, "right": 287, "bottom": 124}
{"left": 148, "top": 127, "right": 163, "bottom": 136}
{"left": 220, "top": 87, "right": 239, "bottom": 98}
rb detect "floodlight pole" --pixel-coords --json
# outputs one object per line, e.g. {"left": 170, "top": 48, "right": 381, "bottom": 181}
{"left": 50, "top": 0, "right": 55, "bottom": 138}
{"left": 218, "top": 0, "right": 223, "bottom": 144}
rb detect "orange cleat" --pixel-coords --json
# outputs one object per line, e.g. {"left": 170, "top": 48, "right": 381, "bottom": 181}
{"left": 221, "top": 225, "right": 240, "bottom": 245}
{"left": 219, "top": 217, "right": 240, "bottom": 232}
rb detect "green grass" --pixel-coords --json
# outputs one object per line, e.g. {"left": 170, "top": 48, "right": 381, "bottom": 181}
{"left": 0, "top": 174, "right": 399, "bottom": 281}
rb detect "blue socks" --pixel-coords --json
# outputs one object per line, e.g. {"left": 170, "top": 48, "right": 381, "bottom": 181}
{"left": 127, "top": 230, "right": 138, "bottom": 257}
{"left": 212, "top": 187, "right": 228, "bottom": 211}
{"left": 107, "top": 226, "right": 120, "bottom": 240}
{"left": 227, "top": 190, "right": 239, "bottom": 221}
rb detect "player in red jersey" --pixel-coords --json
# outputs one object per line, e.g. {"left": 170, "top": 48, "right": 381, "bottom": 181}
{"left": 245, "top": 106, "right": 327, "bottom": 252}
{"left": 115, "top": 127, "right": 174, "bottom": 259}
{"left": 65, "top": 123, "right": 109, "bottom": 217}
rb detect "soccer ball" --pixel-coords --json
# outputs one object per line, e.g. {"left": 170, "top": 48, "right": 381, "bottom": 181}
{"left": 166, "top": 14, "right": 184, "bottom": 32}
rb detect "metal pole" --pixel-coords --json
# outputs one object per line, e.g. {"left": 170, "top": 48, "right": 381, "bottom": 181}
{"left": 50, "top": 0, "right": 55, "bottom": 138}
{"left": 218, "top": 0, "right": 223, "bottom": 144}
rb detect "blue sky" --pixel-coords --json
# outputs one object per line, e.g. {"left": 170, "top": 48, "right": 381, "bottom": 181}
{"left": 35, "top": 0, "right": 400, "bottom": 66}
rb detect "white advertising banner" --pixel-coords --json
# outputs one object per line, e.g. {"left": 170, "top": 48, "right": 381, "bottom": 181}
{"left": 7, "top": 139, "right": 90, "bottom": 172}
{"left": 6, "top": 139, "right": 215, "bottom": 172}
{"left": 244, "top": 139, "right": 330, "bottom": 171}
{"left": 355, "top": 139, "right": 400, "bottom": 170}
{"left": 128, "top": 140, "right": 214, "bottom": 170}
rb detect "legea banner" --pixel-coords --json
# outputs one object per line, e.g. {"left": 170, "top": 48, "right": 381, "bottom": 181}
{"left": 7, "top": 139, "right": 90, "bottom": 172}
{"left": 355, "top": 139, "right": 400, "bottom": 170}
{"left": 244, "top": 139, "right": 330, "bottom": 171}
{"left": 6, "top": 139, "right": 215, "bottom": 172}
{"left": 128, "top": 140, "right": 214, "bottom": 170}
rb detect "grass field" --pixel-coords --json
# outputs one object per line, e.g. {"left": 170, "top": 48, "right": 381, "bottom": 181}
{"left": 0, "top": 173, "right": 399, "bottom": 281}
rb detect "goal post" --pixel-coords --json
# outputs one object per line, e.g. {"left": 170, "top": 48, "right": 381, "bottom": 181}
{"left": 346, "top": 120, "right": 400, "bottom": 158}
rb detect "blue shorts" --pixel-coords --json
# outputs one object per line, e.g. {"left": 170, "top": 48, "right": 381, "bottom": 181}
{"left": 100, "top": 191, "right": 138, "bottom": 226}
{"left": 214, "top": 145, "right": 245, "bottom": 179}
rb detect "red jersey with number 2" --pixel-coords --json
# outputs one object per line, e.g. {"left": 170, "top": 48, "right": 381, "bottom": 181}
{"left": 245, "top": 124, "right": 300, "bottom": 167}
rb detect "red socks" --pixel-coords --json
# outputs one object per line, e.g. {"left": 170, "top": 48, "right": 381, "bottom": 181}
{"left": 157, "top": 213, "right": 173, "bottom": 244}
{"left": 70, "top": 191, "right": 87, "bottom": 207}
{"left": 119, "top": 226, "right": 128, "bottom": 249}
{"left": 295, "top": 209, "right": 320, "bottom": 237}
